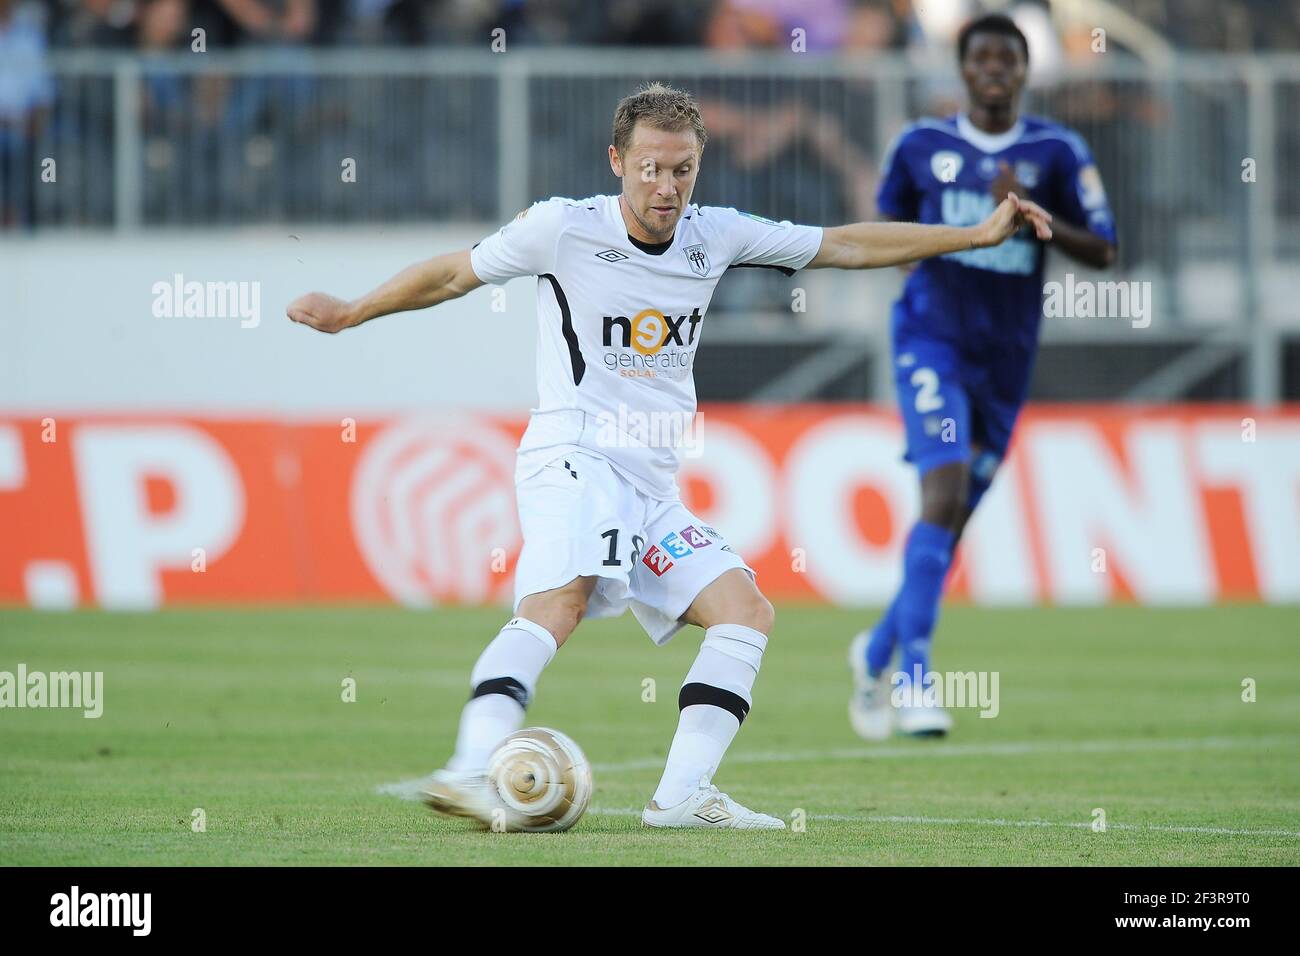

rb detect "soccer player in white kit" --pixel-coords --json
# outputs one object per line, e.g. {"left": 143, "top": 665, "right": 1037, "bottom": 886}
{"left": 287, "top": 83, "right": 1050, "bottom": 830}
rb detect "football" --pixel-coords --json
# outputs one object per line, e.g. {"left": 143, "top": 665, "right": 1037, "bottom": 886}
{"left": 487, "top": 727, "right": 593, "bottom": 833}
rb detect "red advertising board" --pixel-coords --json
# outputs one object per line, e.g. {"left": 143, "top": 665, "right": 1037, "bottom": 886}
{"left": 1, "top": 406, "right": 1296, "bottom": 608}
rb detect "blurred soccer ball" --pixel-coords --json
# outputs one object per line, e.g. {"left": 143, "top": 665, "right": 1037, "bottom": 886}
{"left": 487, "top": 727, "right": 593, "bottom": 832}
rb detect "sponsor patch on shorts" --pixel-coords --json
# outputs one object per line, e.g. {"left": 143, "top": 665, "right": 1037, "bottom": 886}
{"left": 641, "top": 545, "right": 674, "bottom": 576}
{"left": 659, "top": 531, "right": 693, "bottom": 559}
{"left": 679, "top": 524, "right": 712, "bottom": 549}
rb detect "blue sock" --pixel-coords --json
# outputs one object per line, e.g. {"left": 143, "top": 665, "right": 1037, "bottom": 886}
{"left": 895, "top": 520, "right": 956, "bottom": 688}
{"left": 865, "top": 598, "right": 899, "bottom": 677}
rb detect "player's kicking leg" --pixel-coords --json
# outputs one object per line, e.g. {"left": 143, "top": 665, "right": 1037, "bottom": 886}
{"left": 642, "top": 568, "right": 785, "bottom": 830}
{"left": 421, "top": 577, "right": 592, "bottom": 828}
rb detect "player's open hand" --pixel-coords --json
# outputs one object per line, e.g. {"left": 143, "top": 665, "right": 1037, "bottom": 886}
{"left": 976, "top": 192, "right": 1053, "bottom": 247}
{"left": 286, "top": 292, "right": 357, "bottom": 334}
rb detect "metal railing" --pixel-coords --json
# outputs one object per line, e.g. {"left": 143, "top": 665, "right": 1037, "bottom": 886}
{"left": 9, "top": 50, "right": 1293, "bottom": 238}
{"left": 4, "top": 49, "right": 1298, "bottom": 401}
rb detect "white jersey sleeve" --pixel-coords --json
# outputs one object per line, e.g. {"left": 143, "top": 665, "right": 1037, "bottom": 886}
{"left": 470, "top": 198, "right": 566, "bottom": 284}
{"left": 707, "top": 206, "right": 824, "bottom": 275}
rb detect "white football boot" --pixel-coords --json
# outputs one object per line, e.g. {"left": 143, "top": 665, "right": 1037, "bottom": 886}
{"left": 420, "top": 768, "right": 520, "bottom": 830}
{"left": 896, "top": 703, "right": 954, "bottom": 737}
{"left": 848, "top": 630, "right": 895, "bottom": 741}
{"left": 643, "top": 783, "right": 786, "bottom": 830}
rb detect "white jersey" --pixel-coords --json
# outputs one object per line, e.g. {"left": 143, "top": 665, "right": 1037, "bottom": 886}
{"left": 469, "top": 194, "right": 824, "bottom": 498}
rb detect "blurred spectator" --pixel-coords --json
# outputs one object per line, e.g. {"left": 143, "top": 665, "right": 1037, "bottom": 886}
{"left": 140, "top": 0, "right": 188, "bottom": 53}
{"left": 215, "top": 0, "right": 316, "bottom": 44}
{"left": 139, "top": 0, "right": 188, "bottom": 113}
{"left": 53, "top": 0, "right": 138, "bottom": 48}
{"left": 1139, "top": 0, "right": 1300, "bottom": 52}
{"left": 601, "top": 0, "right": 706, "bottom": 46}
{"left": 700, "top": 95, "right": 877, "bottom": 220}
{"left": 707, "top": 0, "right": 901, "bottom": 53}
{"left": 712, "top": 0, "right": 852, "bottom": 52}
{"left": 0, "top": 0, "right": 54, "bottom": 227}
{"left": 696, "top": 89, "right": 879, "bottom": 316}
{"left": 842, "top": 1, "right": 904, "bottom": 51}
{"left": 326, "top": 0, "right": 429, "bottom": 46}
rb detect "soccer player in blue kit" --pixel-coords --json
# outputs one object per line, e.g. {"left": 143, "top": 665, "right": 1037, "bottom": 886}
{"left": 849, "top": 13, "right": 1118, "bottom": 739}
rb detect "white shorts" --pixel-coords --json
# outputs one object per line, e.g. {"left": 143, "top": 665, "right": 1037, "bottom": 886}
{"left": 513, "top": 451, "right": 752, "bottom": 645}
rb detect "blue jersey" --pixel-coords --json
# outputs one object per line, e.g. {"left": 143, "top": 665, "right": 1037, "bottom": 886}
{"left": 877, "top": 113, "right": 1116, "bottom": 356}
{"left": 876, "top": 113, "right": 1116, "bottom": 474}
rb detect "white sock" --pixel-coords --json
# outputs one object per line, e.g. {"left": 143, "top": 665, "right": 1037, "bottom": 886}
{"left": 651, "top": 623, "right": 767, "bottom": 808}
{"left": 652, "top": 705, "right": 741, "bottom": 809}
{"left": 446, "top": 617, "right": 557, "bottom": 772}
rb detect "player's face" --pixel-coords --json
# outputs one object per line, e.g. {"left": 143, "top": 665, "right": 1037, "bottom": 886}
{"left": 961, "top": 33, "right": 1027, "bottom": 111}
{"left": 611, "top": 123, "right": 701, "bottom": 241}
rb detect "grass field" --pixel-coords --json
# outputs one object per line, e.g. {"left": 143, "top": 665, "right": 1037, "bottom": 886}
{"left": 1, "top": 605, "right": 1297, "bottom": 866}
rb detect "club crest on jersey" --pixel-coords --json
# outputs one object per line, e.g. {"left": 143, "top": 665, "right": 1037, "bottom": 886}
{"left": 931, "top": 150, "right": 963, "bottom": 183}
{"left": 683, "top": 243, "right": 711, "bottom": 277}
{"left": 1014, "top": 161, "right": 1040, "bottom": 189}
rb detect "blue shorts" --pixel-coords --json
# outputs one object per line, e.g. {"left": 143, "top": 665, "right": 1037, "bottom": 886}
{"left": 892, "top": 332, "right": 1029, "bottom": 479}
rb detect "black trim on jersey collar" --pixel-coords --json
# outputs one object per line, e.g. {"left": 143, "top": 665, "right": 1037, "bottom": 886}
{"left": 539, "top": 273, "right": 585, "bottom": 386}
{"left": 627, "top": 233, "right": 674, "bottom": 256}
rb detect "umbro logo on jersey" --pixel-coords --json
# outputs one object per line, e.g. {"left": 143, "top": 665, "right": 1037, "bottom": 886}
{"left": 683, "top": 243, "right": 710, "bottom": 277}
{"left": 595, "top": 249, "right": 629, "bottom": 263}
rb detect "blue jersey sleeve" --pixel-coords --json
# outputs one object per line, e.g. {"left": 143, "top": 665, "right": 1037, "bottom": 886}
{"left": 1052, "top": 131, "right": 1117, "bottom": 245}
{"left": 876, "top": 131, "right": 920, "bottom": 221}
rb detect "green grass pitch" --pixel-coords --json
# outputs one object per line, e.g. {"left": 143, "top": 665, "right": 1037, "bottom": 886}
{"left": 1, "top": 605, "right": 1297, "bottom": 866}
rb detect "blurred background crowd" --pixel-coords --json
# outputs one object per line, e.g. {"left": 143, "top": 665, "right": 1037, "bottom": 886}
{"left": 4, "top": 1, "right": 1297, "bottom": 231}
{"left": 9, "top": 0, "right": 1300, "bottom": 53}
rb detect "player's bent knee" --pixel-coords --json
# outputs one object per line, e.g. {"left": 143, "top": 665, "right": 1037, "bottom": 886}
{"left": 517, "top": 584, "right": 591, "bottom": 646}
{"left": 687, "top": 570, "right": 775, "bottom": 635}
{"left": 743, "top": 592, "right": 776, "bottom": 636}
{"left": 712, "top": 590, "right": 774, "bottom": 635}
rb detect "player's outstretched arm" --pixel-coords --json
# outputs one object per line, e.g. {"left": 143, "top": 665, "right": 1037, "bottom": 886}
{"left": 806, "top": 193, "right": 1052, "bottom": 270}
{"left": 1045, "top": 217, "right": 1115, "bottom": 269}
{"left": 286, "top": 249, "right": 484, "bottom": 334}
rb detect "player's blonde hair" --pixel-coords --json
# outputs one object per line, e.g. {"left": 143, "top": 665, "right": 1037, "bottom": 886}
{"left": 612, "top": 82, "right": 708, "bottom": 159}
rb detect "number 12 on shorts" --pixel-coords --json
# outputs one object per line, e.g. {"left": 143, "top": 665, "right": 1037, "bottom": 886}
{"left": 601, "top": 528, "right": 646, "bottom": 567}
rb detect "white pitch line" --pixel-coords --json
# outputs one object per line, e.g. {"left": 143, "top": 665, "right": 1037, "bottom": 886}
{"left": 376, "top": 785, "right": 1300, "bottom": 839}
{"left": 378, "top": 735, "right": 1295, "bottom": 801}
{"left": 378, "top": 733, "right": 1300, "bottom": 839}
{"left": 592, "top": 733, "right": 1298, "bottom": 773}
{"left": 581, "top": 806, "right": 1300, "bottom": 838}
